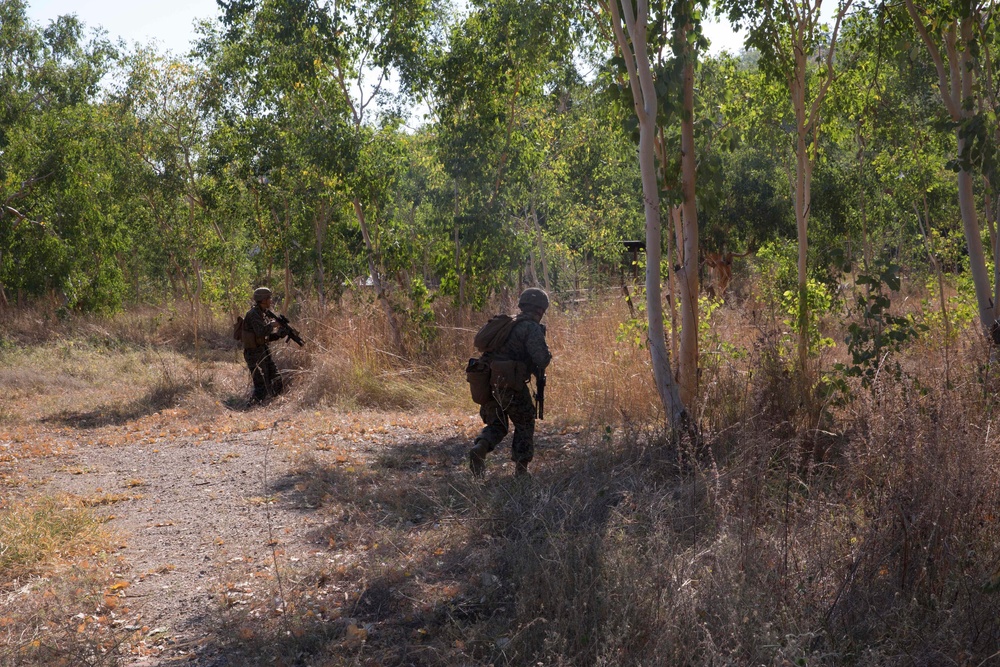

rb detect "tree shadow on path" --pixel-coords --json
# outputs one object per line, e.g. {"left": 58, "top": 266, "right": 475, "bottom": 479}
{"left": 150, "top": 423, "right": 688, "bottom": 667}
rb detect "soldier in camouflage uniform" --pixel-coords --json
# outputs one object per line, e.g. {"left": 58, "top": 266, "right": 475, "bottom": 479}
{"left": 242, "top": 287, "right": 287, "bottom": 404}
{"left": 470, "top": 288, "right": 552, "bottom": 478}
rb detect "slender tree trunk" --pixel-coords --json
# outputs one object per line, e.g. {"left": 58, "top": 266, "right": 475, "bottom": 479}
{"left": 530, "top": 200, "right": 551, "bottom": 291}
{"left": 857, "top": 130, "right": 873, "bottom": 275}
{"left": 313, "top": 201, "right": 329, "bottom": 309}
{"left": 958, "top": 164, "right": 994, "bottom": 332}
{"left": 453, "top": 181, "right": 466, "bottom": 310}
{"left": 193, "top": 253, "right": 204, "bottom": 380}
{"left": 526, "top": 214, "right": 541, "bottom": 285}
{"left": 958, "top": 16, "right": 996, "bottom": 330}
{"left": 668, "top": 206, "right": 682, "bottom": 365}
{"left": 353, "top": 197, "right": 404, "bottom": 352}
{"left": 608, "top": 0, "right": 687, "bottom": 427}
{"left": 905, "top": 3, "right": 996, "bottom": 338}
{"left": 677, "top": 37, "right": 699, "bottom": 406}
{"left": 793, "top": 53, "right": 811, "bottom": 375}
{"left": 641, "top": 128, "right": 686, "bottom": 425}
{"left": 985, "top": 178, "right": 1000, "bottom": 304}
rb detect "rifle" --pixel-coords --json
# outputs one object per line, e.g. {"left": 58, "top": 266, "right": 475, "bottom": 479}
{"left": 534, "top": 371, "right": 546, "bottom": 420}
{"left": 265, "top": 310, "right": 305, "bottom": 347}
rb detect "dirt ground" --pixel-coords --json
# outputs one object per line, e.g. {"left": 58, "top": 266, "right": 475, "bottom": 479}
{"left": 3, "top": 402, "right": 462, "bottom": 664}
{"left": 2, "top": 389, "right": 578, "bottom": 666}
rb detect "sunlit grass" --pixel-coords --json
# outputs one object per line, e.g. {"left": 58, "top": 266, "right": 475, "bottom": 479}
{"left": 0, "top": 495, "right": 111, "bottom": 583}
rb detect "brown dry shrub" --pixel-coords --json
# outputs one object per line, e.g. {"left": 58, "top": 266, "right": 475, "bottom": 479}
{"left": 452, "top": 359, "right": 1000, "bottom": 666}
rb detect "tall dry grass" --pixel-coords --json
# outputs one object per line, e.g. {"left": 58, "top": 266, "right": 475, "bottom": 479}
{"left": 5, "top": 284, "right": 1000, "bottom": 665}
{"left": 0, "top": 291, "right": 663, "bottom": 420}
{"left": 419, "top": 314, "right": 1000, "bottom": 666}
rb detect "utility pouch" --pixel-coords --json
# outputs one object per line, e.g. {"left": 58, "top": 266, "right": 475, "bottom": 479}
{"left": 490, "top": 359, "right": 529, "bottom": 390}
{"left": 241, "top": 327, "right": 262, "bottom": 349}
{"left": 466, "top": 357, "right": 492, "bottom": 405}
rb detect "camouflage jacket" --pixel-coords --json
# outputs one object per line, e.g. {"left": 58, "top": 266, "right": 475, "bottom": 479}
{"left": 493, "top": 315, "right": 551, "bottom": 375}
{"left": 242, "top": 305, "right": 282, "bottom": 349}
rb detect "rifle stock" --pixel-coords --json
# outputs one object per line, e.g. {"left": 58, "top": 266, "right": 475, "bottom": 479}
{"left": 265, "top": 310, "right": 305, "bottom": 347}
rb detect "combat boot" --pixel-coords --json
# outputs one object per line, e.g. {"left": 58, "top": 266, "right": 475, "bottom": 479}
{"left": 514, "top": 461, "right": 529, "bottom": 477}
{"left": 469, "top": 439, "right": 489, "bottom": 478}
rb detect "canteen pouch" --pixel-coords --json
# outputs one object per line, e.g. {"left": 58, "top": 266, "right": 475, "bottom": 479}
{"left": 466, "top": 357, "right": 492, "bottom": 405}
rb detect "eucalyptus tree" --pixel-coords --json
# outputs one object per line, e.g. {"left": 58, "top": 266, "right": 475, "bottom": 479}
{"left": 820, "top": 10, "right": 957, "bottom": 275}
{"left": 719, "top": 0, "right": 855, "bottom": 374}
{"left": 0, "top": 1, "right": 123, "bottom": 310}
{"left": 205, "top": 0, "right": 435, "bottom": 349}
{"left": 431, "top": 0, "right": 582, "bottom": 306}
{"left": 595, "top": 0, "right": 713, "bottom": 428}
{"left": 111, "top": 48, "right": 262, "bottom": 322}
{"left": 542, "top": 84, "right": 646, "bottom": 291}
{"left": 899, "top": 0, "right": 1000, "bottom": 344}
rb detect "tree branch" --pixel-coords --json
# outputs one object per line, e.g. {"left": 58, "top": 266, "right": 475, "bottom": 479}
{"left": 805, "top": 0, "right": 853, "bottom": 136}
{"left": 603, "top": 0, "right": 648, "bottom": 124}
{"left": 903, "top": 0, "right": 962, "bottom": 119}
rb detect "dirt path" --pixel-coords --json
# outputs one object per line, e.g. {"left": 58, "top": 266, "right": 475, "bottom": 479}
{"left": 10, "top": 406, "right": 490, "bottom": 666}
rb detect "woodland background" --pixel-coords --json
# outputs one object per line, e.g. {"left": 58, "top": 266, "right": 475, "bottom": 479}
{"left": 4, "top": 0, "right": 1000, "bottom": 665}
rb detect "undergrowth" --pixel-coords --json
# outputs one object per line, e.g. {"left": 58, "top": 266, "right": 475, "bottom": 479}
{"left": 2, "top": 285, "right": 1000, "bottom": 665}
{"left": 0, "top": 496, "right": 131, "bottom": 667}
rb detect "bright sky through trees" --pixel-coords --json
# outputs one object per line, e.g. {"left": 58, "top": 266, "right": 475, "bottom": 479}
{"left": 25, "top": 0, "right": 219, "bottom": 55}
{"left": 25, "top": 0, "right": 751, "bottom": 56}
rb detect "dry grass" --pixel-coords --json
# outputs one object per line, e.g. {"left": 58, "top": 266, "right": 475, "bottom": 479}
{"left": 0, "top": 495, "right": 131, "bottom": 667}
{"left": 4, "top": 285, "right": 1000, "bottom": 665}
{"left": 0, "top": 495, "right": 111, "bottom": 579}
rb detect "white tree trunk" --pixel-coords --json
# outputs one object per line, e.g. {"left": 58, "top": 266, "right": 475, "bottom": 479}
{"left": 608, "top": 0, "right": 687, "bottom": 427}
{"left": 906, "top": 3, "right": 997, "bottom": 338}
{"left": 678, "top": 40, "right": 699, "bottom": 406}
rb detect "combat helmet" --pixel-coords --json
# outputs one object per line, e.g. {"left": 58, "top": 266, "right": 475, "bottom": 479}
{"left": 253, "top": 287, "right": 273, "bottom": 302}
{"left": 518, "top": 287, "right": 549, "bottom": 313}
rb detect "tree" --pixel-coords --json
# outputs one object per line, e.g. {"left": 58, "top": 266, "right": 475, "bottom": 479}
{"left": 0, "top": 2, "right": 122, "bottom": 310}
{"left": 901, "top": 0, "right": 1000, "bottom": 344}
{"left": 720, "top": 0, "right": 854, "bottom": 374}
{"left": 432, "top": 0, "right": 581, "bottom": 307}
{"left": 600, "top": 0, "right": 690, "bottom": 428}
{"left": 207, "top": 0, "right": 435, "bottom": 350}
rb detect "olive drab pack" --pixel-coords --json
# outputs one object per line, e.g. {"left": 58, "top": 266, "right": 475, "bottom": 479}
{"left": 473, "top": 314, "right": 516, "bottom": 353}
{"left": 233, "top": 316, "right": 244, "bottom": 341}
{"left": 466, "top": 314, "right": 518, "bottom": 405}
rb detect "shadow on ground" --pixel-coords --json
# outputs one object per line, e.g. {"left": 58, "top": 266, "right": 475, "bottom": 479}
{"left": 154, "top": 424, "right": 687, "bottom": 667}
{"left": 42, "top": 382, "right": 194, "bottom": 429}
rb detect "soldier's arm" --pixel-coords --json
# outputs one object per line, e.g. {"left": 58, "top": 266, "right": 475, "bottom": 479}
{"left": 524, "top": 322, "right": 552, "bottom": 373}
{"left": 246, "top": 310, "right": 281, "bottom": 340}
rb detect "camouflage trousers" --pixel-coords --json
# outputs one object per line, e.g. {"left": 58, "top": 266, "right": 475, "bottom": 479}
{"left": 477, "top": 384, "right": 537, "bottom": 463}
{"left": 244, "top": 346, "right": 282, "bottom": 402}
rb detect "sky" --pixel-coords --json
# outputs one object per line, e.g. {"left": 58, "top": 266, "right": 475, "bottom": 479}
{"left": 25, "top": 0, "right": 750, "bottom": 57}
{"left": 25, "top": 0, "right": 221, "bottom": 55}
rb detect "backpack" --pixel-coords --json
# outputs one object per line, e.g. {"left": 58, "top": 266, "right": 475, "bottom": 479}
{"left": 467, "top": 314, "right": 519, "bottom": 404}
{"left": 473, "top": 314, "right": 517, "bottom": 353}
{"left": 233, "top": 316, "right": 244, "bottom": 341}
